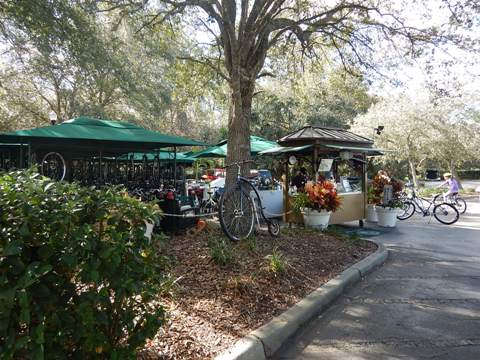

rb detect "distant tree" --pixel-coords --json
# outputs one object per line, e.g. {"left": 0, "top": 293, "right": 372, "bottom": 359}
{"left": 353, "top": 91, "right": 479, "bottom": 186}
{"left": 252, "top": 64, "right": 374, "bottom": 139}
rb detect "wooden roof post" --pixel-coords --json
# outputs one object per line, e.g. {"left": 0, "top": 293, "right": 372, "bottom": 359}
{"left": 283, "top": 157, "right": 290, "bottom": 223}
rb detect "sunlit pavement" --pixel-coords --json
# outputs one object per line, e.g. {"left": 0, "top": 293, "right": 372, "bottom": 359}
{"left": 274, "top": 199, "right": 480, "bottom": 359}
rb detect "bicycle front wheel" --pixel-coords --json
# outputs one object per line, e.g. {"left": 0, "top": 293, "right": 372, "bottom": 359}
{"left": 219, "top": 183, "right": 255, "bottom": 241}
{"left": 397, "top": 201, "right": 415, "bottom": 220}
{"left": 433, "top": 203, "right": 459, "bottom": 225}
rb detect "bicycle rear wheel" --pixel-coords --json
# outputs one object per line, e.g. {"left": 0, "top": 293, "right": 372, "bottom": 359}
{"left": 219, "top": 183, "right": 255, "bottom": 241}
{"left": 433, "top": 203, "right": 459, "bottom": 225}
{"left": 267, "top": 219, "right": 280, "bottom": 237}
{"left": 454, "top": 197, "right": 467, "bottom": 214}
{"left": 397, "top": 201, "right": 415, "bottom": 220}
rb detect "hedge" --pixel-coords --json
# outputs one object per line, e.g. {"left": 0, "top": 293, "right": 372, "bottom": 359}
{"left": 0, "top": 170, "right": 166, "bottom": 359}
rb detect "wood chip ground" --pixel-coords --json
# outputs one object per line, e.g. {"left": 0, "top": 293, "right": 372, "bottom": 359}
{"left": 139, "top": 224, "right": 376, "bottom": 359}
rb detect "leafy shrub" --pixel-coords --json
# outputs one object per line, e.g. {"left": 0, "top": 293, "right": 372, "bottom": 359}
{"left": 0, "top": 170, "right": 166, "bottom": 358}
{"left": 208, "top": 238, "right": 234, "bottom": 266}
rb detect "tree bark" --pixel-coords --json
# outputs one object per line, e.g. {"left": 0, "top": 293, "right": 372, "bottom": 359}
{"left": 225, "top": 74, "right": 254, "bottom": 188}
{"left": 408, "top": 159, "right": 418, "bottom": 188}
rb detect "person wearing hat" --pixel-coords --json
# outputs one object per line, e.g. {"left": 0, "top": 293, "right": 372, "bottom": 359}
{"left": 437, "top": 172, "right": 459, "bottom": 202}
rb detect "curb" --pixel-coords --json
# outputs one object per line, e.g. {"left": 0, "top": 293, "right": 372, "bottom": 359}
{"left": 214, "top": 240, "right": 388, "bottom": 360}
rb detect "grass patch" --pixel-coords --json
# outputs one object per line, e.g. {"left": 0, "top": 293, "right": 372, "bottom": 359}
{"left": 208, "top": 237, "right": 234, "bottom": 266}
{"left": 265, "top": 246, "right": 288, "bottom": 275}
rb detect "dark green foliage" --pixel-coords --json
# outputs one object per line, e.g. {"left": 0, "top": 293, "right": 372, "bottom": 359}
{"left": 0, "top": 170, "right": 166, "bottom": 359}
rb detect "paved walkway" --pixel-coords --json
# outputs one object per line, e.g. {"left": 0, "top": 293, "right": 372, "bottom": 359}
{"left": 275, "top": 200, "right": 480, "bottom": 359}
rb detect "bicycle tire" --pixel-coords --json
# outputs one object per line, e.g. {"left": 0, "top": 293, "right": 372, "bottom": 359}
{"left": 433, "top": 203, "right": 459, "bottom": 225}
{"left": 267, "top": 219, "right": 280, "bottom": 237}
{"left": 433, "top": 194, "right": 443, "bottom": 205}
{"left": 41, "top": 152, "right": 66, "bottom": 181}
{"left": 455, "top": 197, "right": 467, "bottom": 214}
{"left": 219, "top": 183, "right": 255, "bottom": 241}
{"left": 397, "top": 201, "right": 415, "bottom": 220}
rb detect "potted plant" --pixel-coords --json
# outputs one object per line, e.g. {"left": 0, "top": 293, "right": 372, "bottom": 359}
{"left": 292, "top": 181, "right": 341, "bottom": 229}
{"left": 373, "top": 177, "right": 405, "bottom": 227}
{"left": 376, "top": 197, "right": 404, "bottom": 227}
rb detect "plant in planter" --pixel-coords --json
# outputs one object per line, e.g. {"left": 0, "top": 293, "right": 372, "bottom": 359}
{"left": 372, "top": 177, "right": 405, "bottom": 227}
{"left": 292, "top": 181, "right": 341, "bottom": 229}
{"left": 376, "top": 197, "right": 405, "bottom": 227}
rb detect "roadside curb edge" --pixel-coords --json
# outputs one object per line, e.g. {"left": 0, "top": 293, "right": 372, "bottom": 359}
{"left": 214, "top": 239, "right": 388, "bottom": 360}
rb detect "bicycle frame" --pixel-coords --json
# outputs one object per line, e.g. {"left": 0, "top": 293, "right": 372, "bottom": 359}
{"left": 237, "top": 177, "right": 270, "bottom": 228}
{"left": 230, "top": 161, "right": 273, "bottom": 228}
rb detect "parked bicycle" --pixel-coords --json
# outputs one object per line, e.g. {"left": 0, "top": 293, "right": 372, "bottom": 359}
{"left": 397, "top": 185, "right": 459, "bottom": 225}
{"left": 219, "top": 160, "right": 280, "bottom": 241}
{"left": 433, "top": 193, "right": 467, "bottom": 214}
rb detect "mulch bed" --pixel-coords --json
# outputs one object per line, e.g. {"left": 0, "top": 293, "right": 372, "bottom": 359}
{"left": 139, "top": 224, "right": 376, "bottom": 359}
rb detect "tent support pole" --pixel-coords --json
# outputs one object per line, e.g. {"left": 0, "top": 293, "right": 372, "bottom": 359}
{"left": 19, "top": 144, "right": 24, "bottom": 169}
{"left": 27, "top": 143, "right": 31, "bottom": 167}
{"left": 173, "top": 146, "right": 177, "bottom": 189}
{"left": 283, "top": 158, "right": 290, "bottom": 223}
{"left": 99, "top": 150, "right": 103, "bottom": 184}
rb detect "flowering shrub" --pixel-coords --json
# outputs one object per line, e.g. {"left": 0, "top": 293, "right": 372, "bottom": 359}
{"left": 303, "top": 181, "right": 342, "bottom": 212}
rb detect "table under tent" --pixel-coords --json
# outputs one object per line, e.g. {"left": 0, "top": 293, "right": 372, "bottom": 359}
{"left": 259, "top": 126, "right": 383, "bottom": 226}
{"left": 0, "top": 117, "right": 206, "bottom": 232}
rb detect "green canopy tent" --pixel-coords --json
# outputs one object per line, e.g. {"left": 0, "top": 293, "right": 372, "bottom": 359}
{"left": 0, "top": 117, "right": 206, "bottom": 159}
{"left": 0, "top": 117, "right": 206, "bottom": 185}
{"left": 191, "top": 135, "right": 278, "bottom": 159}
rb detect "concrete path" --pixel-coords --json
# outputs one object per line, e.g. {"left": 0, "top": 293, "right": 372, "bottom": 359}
{"left": 274, "top": 200, "right": 480, "bottom": 360}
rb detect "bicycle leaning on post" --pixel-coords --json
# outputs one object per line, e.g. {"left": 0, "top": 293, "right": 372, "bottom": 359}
{"left": 219, "top": 160, "right": 280, "bottom": 241}
{"left": 397, "top": 183, "right": 459, "bottom": 225}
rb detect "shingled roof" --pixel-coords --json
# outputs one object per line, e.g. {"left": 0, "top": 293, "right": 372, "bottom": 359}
{"left": 278, "top": 126, "right": 373, "bottom": 146}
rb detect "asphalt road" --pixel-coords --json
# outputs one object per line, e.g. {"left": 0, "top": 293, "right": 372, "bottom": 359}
{"left": 274, "top": 200, "right": 480, "bottom": 360}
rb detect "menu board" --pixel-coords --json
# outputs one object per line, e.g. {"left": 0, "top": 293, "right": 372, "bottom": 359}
{"left": 318, "top": 158, "right": 334, "bottom": 172}
{"left": 341, "top": 177, "right": 352, "bottom": 192}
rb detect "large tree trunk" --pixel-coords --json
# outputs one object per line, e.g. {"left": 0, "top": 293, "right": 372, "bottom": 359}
{"left": 408, "top": 159, "right": 418, "bottom": 188}
{"left": 225, "top": 75, "right": 254, "bottom": 188}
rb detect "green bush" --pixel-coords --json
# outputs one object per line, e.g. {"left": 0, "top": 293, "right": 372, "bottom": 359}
{"left": 0, "top": 170, "right": 166, "bottom": 359}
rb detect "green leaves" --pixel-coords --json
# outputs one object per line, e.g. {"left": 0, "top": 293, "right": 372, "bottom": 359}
{"left": 0, "top": 169, "right": 165, "bottom": 358}
{"left": 3, "top": 240, "right": 23, "bottom": 256}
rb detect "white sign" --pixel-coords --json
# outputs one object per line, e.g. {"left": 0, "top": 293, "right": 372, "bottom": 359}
{"left": 341, "top": 177, "right": 352, "bottom": 193}
{"left": 383, "top": 185, "right": 393, "bottom": 205}
{"left": 318, "top": 158, "right": 333, "bottom": 172}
